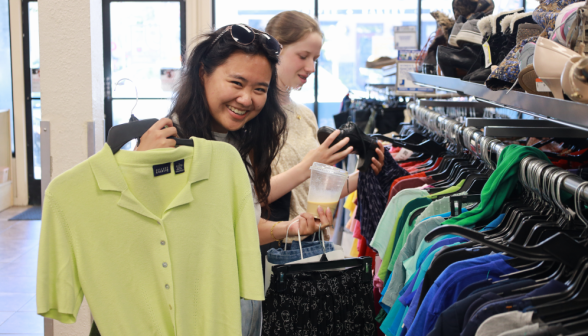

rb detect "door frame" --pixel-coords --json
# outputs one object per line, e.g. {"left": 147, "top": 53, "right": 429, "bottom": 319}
{"left": 21, "top": 0, "right": 40, "bottom": 205}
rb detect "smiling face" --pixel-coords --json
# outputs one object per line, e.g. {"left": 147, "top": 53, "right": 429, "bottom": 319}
{"left": 202, "top": 50, "right": 273, "bottom": 133}
{"left": 277, "top": 32, "right": 322, "bottom": 90}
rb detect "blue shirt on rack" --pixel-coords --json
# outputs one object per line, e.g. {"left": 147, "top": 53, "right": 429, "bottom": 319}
{"left": 405, "top": 254, "right": 516, "bottom": 336}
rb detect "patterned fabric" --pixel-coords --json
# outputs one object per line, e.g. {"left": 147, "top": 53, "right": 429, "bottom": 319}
{"left": 262, "top": 268, "right": 376, "bottom": 336}
{"left": 516, "top": 24, "right": 543, "bottom": 44}
{"left": 357, "top": 149, "right": 409, "bottom": 244}
{"left": 532, "top": 0, "right": 583, "bottom": 37}
{"left": 486, "top": 36, "right": 540, "bottom": 89}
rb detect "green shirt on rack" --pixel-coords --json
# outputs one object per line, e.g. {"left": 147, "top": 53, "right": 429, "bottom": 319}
{"left": 442, "top": 145, "right": 549, "bottom": 227}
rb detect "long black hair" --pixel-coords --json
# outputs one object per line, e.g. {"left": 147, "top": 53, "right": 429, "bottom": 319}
{"left": 169, "top": 26, "right": 287, "bottom": 209}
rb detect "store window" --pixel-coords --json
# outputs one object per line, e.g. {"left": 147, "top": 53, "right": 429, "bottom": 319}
{"left": 0, "top": 0, "right": 14, "bottom": 154}
{"left": 104, "top": 0, "right": 185, "bottom": 139}
{"left": 494, "top": 0, "right": 524, "bottom": 13}
{"left": 316, "top": 1, "right": 417, "bottom": 127}
{"left": 526, "top": 0, "right": 539, "bottom": 12}
{"left": 420, "top": 0, "right": 453, "bottom": 50}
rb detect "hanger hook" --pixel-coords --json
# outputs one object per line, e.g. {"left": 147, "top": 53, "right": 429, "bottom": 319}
{"left": 114, "top": 78, "right": 139, "bottom": 118}
{"left": 575, "top": 181, "right": 588, "bottom": 227}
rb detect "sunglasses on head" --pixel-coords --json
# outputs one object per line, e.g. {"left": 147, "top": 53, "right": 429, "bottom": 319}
{"left": 211, "top": 24, "right": 282, "bottom": 56}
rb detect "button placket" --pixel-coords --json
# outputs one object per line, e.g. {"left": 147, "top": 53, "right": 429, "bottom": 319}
{"left": 158, "top": 218, "right": 176, "bottom": 326}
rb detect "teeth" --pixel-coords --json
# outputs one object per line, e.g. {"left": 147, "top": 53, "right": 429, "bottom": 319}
{"left": 228, "top": 106, "right": 247, "bottom": 115}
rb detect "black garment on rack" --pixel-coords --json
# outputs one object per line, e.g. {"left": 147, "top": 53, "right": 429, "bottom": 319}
{"left": 262, "top": 267, "right": 376, "bottom": 336}
{"left": 358, "top": 149, "right": 408, "bottom": 245}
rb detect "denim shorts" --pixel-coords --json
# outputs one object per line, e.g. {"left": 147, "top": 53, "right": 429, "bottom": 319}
{"left": 267, "top": 241, "right": 335, "bottom": 265}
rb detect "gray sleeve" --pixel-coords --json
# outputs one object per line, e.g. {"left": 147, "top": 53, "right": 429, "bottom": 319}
{"left": 475, "top": 312, "right": 536, "bottom": 336}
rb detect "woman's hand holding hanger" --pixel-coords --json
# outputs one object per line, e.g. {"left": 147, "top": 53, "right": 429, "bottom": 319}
{"left": 135, "top": 118, "right": 178, "bottom": 151}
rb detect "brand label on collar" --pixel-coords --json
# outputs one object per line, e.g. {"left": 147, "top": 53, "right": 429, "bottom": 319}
{"left": 174, "top": 159, "right": 185, "bottom": 174}
{"left": 153, "top": 163, "right": 171, "bottom": 177}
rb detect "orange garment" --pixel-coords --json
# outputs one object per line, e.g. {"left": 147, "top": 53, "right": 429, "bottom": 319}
{"left": 391, "top": 172, "right": 427, "bottom": 189}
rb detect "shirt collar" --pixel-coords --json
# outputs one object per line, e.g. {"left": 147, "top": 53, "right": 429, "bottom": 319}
{"left": 90, "top": 137, "right": 211, "bottom": 192}
{"left": 89, "top": 138, "right": 212, "bottom": 220}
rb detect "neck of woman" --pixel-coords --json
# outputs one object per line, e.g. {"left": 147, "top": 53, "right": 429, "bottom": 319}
{"left": 277, "top": 79, "right": 292, "bottom": 106}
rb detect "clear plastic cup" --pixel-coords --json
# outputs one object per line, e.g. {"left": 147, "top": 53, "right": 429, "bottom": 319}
{"left": 306, "top": 162, "right": 348, "bottom": 218}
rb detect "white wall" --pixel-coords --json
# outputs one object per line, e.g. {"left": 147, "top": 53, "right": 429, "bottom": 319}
{"left": 37, "top": 0, "right": 104, "bottom": 333}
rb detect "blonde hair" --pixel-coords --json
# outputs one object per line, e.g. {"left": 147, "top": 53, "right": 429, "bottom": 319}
{"left": 265, "top": 11, "right": 322, "bottom": 46}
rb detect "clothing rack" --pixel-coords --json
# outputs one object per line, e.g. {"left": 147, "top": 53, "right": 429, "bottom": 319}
{"left": 408, "top": 102, "right": 588, "bottom": 202}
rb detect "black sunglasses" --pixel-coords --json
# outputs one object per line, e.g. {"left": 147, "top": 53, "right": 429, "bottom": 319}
{"left": 211, "top": 24, "right": 282, "bottom": 56}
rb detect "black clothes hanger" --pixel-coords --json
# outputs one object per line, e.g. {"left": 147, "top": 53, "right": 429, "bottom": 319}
{"left": 107, "top": 117, "right": 193, "bottom": 154}
{"left": 425, "top": 225, "right": 587, "bottom": 268}
{"left": 271, "top": 257, "right": 373, "bottom": 293}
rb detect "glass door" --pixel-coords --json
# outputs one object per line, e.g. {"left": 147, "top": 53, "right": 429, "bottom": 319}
{"left": 22, "top": 0, "right": 40, "bottom": 205}
{"left": 103, "top": 0, "right": 186, "bottom": 150}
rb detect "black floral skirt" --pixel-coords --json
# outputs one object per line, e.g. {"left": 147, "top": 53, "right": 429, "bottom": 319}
{"left": 262, "top": 267, "right": 376, "bottom": 336}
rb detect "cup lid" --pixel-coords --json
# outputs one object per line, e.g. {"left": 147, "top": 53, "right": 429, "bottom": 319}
{"left": 310, "top": 162, "right": 348, "bottom": 177}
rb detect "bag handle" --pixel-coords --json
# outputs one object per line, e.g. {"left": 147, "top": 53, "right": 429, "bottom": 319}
{"left": 284, "top": 219, "right": 328, "bottom": 260}
{"left": 284, "top": 220, "right": 303, "bottom": 260}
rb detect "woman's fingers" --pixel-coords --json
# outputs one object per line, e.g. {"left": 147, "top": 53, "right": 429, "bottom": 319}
{"left": 316, "top": 206, "right": 333, "bottom": 229}
{"left": 163, "top": 139, "right": 178, "bottom": 148}
{"left": 137, "top": 118, "right": 177, "bottom": 151}
{"left": 320, "top": 129, "right": 341, "bottom": 148}
{"left": 298, "top": 213, "right": 315, "bottom": 235}
{"left": 376, "top": 141, "right": 385, "bottom": 161}
{"left": 161, "top": 126, "right": 178, "bottom": 139}
{"left": 152, "top": 117, "right": 174, "bottom": 130}
{"left": 329, "top": 147, "right": 354, "bottom": 164}
{"left": 326, "top": 136, "right": 350, "bottom": 154}
{"left": 371, "top": 141, "right": 386, "bottom": 175}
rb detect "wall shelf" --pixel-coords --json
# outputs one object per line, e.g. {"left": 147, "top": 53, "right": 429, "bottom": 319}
{"left": 410, "top": 72, "right": 588, "bottom": 132}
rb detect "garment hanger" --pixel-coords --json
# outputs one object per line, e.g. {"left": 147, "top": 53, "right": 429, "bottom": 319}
{"left": 106, "top": 78, "right": 193, "bottom": 154}
{"left": 271, "top": 256, "right": 373, "bottom": 293}
{"left": 501, "top": 163, "right": 563, "bottom": 244}
{"left": 483, "top": 157, "right": 549, "bottom": 240}
{"left": 501, "top": 168, "right": 576, "bottom": 281}
{"left": 521, "top": 183, "right": 588, "bottom": 311}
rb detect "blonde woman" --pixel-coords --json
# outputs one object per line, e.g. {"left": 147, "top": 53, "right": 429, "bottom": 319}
{"left": 265, "top": 11, "right": 386, "bottom": 222}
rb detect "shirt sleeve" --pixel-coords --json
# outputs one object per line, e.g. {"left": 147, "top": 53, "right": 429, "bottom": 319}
{"left": 36, "top": 191, "right": 84, "bottom": 324}
{"left": 235, "top": 192, "right": 265, "bottom": 301}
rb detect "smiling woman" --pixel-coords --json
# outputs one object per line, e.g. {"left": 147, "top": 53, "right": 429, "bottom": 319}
{"left": 202, "top": 52, "right": 272, "bottom": 133}
{"left": 134, "top": 24, "right": 339, "bottom": 336}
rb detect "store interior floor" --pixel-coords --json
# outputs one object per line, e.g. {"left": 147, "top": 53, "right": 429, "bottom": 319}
{"left": 0, "top": 206, "right": 44, "bottom": 335}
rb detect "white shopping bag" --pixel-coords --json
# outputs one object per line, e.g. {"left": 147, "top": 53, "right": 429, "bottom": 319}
{"left": 264, "top": 221, "right": 345, "bottom": 293}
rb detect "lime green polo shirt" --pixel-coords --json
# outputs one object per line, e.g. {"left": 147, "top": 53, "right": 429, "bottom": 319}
{"left": 37, "top": 137, "right": 264, "bottom": 335}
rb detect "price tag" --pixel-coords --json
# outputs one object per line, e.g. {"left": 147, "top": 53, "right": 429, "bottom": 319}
{"left": 536, "top": 78, "right": 550, "bottom": 92}
{"left": 483, "top": 42, "right": 492, "bottom": 68}
{"left": 395, "top": 148, "right": 414, "bottom": 161}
